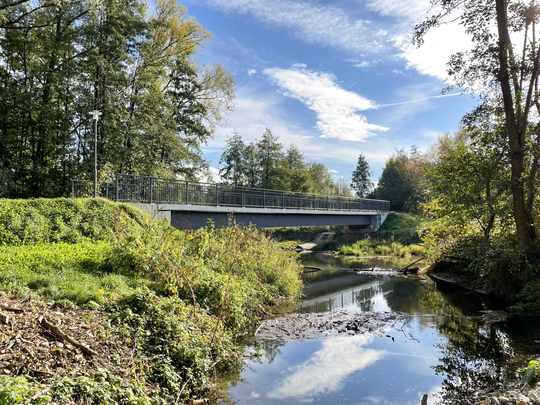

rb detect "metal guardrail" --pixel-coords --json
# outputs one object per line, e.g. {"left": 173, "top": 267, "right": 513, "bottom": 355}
{"left": 71, "top": 174, "right": 390, "bottom": 212}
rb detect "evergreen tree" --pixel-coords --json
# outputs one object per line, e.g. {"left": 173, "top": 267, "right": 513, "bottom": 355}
{"left": 351, "top": 153, "right": 372, "bottom": 198}
{"left": 219, "top": 131, "right": 246, "bottom": 186}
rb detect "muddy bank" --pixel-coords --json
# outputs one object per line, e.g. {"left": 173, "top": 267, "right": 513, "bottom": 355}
{"left": 255, "top": 310, "right": 406, "bottom": 342}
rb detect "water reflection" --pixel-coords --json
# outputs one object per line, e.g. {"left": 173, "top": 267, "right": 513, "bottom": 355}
{"left": 225, "top": 255, "right": 539, "bottom": 405}
{"left": 268, "top": 335, "right": 386, "bottom": 401}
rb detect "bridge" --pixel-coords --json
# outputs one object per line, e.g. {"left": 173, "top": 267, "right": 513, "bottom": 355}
{"left": 71, "top": 174, "right": 390, "bottom": 231}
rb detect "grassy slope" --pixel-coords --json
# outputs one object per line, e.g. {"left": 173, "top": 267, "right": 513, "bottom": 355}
{"left": 312, "top": 212, "right": 428, "bottom": 258}
{"left": 0, "top": 198, "right": 303, "bottom": 404}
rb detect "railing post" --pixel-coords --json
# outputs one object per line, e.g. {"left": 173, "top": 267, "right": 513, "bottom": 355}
{"left": 185, "top": 181, "right": 189, "bottom": 205}
{"left": 313, "top": 194, "right": 315, "bottom": 210}
{"left": 115, "top": 174, "right": 119, "bottom": 202}
{"left": 263, "top": 190, "right": 266, "bottom": 208}
{"left": 215, "top": 184, "right": 219, "bottom": 206}
{"left": 282, "top": 191, "right": 285, "bottom": 209}
{"left": 338, "top": 197, "right": 341, "bottom": 211}
{"left": 327, "top": 195, "right": 329, "bottom": 211}
{"left": 71, "top": 180, "right": 75, "bottom": 198}
{"left": 106, "top": 184, "right": 109, "bottom": 200}
{"left": 241, "top": 189, "right": 244, "bottom": 207}
{"left": 150, "top": 177, "right": 153, "bottom": 204}
{"left": 349, "top": 198, "right": 352, "bottom": 211}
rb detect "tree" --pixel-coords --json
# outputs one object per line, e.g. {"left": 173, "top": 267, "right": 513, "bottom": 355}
{"left": 243, "top": 142, "right": 259, "bottom": 188}
{"left": 351, "top": 153, "right": 372, "bottom": 198}
{"left": 256, "top": 128, "right": 284, "bottom": 189}
{"left": 414, "top": 0, "right": 540, "bottom": 252}
{"left": 0, "top": 0, "right": 234, "bottom": 197}
{"left": 219, "top": 131, "right": 246, "bottom": 186}
{"left": 375, "top": 148, "right": 426, "bottom": 213}
{"left": 285, "top": 144, "right": 310, "bottom": 192}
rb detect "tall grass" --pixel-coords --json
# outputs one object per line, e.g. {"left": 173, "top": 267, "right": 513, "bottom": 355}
{"left": 0, "top": 198, "right": 303, "bottom": 402}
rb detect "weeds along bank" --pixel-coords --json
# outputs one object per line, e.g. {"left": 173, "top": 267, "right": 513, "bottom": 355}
{"left": 0, "top": 198, "right": 303, "bottom": 404}
{"left": 268, "top": 212, "right": 427, "bottom": 259}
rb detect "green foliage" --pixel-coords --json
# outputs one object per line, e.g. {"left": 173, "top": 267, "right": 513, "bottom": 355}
{"left": 338, "top": 236, "right": 422, "bottom": 258}
{"left": 0, "top": 198, "right": 150, "bottom": 245}
{"left": 375, "top": 147, "right": 426, "bottom": 213}
{"left": 519, "top": 359, "right": 540, "bottom": 387}
{"left": 0, "top": 0, "right": 234, "bottom": 198}
{"left": 0, "top": 198, "right": 303, "bottom": 401}
{"left": 0, "top": 376, "right": 50, "bottom": 405}
{"left": 218, "top": 130, "right": 352, "bottom": 196}
{"left": 351, "top": 153, "right": 372, "bottom": 198}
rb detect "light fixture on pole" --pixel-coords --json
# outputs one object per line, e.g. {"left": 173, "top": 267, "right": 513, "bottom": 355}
{"left": 89, "top": 110, "right": 102, "bottom": 198}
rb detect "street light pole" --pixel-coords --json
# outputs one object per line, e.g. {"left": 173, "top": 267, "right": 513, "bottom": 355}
{"left": 89, "top": 110, "right": 102, "bottom": 198}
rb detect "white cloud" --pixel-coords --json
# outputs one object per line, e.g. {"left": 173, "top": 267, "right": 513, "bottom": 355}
{"left": 267, "top": 335, "right": 385, "bottom": 400}
{"left": 247, "top": 68, "right": 257, "bottom": 76}
{"left": 203, "top": 0, "right": 387, "bottom": 53}
{"left": 208, "top": 167, "right": 221, "bottom": 183}
{"left": 263, "top": 66, "right": 388, "bottom": 141}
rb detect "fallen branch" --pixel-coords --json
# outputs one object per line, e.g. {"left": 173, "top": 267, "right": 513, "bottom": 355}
{"left": 39, "top": 316, "right": 98, "bottom": 356}
{"left": 23, "top": 377, "right": 68, "bottom": 405}
{"left": 0, "top": 312, "right": 9, "bottom": 324}
{"left": 1, "top": 303, "right": 24, "bottom": 313}
{"left": 398, "top": 257, "right": 424, "bottom": 272}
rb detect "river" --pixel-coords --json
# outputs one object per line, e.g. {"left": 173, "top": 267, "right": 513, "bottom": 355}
{"left": 224, "top": 254, "right": 540, "bottom": 405}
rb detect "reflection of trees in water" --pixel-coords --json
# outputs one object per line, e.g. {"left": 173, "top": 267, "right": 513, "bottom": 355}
{"left": 433, "top": 317, "right": 515, "bottom": 405}
{"left": 417, "top": 285, "right": 515, "bottom": 404}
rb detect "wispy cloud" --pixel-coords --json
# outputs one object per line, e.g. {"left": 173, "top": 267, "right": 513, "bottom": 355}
{"left": 202, "top": 0, "right": 387, "bottom": 53}
{"left": 378, "top": 93, "right": 461, "bottom": 108}
{"left": 263, "top": 66, "right": 388, "bottom": 141}
{"left": 267, "top": 335, "right": 385, "bottom": 400}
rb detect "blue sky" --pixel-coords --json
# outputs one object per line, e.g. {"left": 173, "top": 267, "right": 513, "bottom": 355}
{"left": 183, "top": 0, "right": 477, "bottom": 184}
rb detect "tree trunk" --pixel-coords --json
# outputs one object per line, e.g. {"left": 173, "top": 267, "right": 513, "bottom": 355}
{"left": 495, "top": 0, "right": 531, "bottom": 252}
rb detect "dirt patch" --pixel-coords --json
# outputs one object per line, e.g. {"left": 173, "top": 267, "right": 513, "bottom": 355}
{"left": 254, "top": 310, "right": 407, "bottom": 342}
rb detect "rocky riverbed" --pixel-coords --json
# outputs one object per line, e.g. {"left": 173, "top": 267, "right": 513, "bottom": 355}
{"left": 255, "top": 310, "right": 407, "bottom": 342}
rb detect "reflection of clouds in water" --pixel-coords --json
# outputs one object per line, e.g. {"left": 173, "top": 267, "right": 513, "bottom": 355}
{"left": 267, "top": 335, "right": 385, "bottom": 399}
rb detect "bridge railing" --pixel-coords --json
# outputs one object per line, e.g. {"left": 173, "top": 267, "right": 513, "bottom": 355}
{"left": 71, "top": 174, "right": 390, "bottom": 212}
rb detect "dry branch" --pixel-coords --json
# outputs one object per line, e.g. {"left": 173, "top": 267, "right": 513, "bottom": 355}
{"left": 39, "top": 316, "right": 98, "bottom": 356}
{"left": 1, "top": 303, "right": 24, "bottom": 313}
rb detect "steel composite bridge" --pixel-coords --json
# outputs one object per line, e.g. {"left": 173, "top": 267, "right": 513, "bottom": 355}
{"left": 71, "top": 174, "right": 390, "bottom": 230}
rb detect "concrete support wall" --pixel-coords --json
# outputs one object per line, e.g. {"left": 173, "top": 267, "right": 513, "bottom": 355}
{"left": 129, "top": 203, "right": 171, "bottom": 223}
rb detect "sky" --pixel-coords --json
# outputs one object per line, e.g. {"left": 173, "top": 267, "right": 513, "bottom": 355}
{"left": 182, "top": 0, "right": 478, "bottom": 184}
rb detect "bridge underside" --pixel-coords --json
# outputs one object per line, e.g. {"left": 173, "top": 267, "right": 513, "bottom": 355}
{"left": 131, "top": 204, "right": 386, "bottom": 230}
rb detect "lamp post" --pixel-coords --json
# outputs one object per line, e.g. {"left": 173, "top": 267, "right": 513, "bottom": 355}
{"left": 89, "top": 110, "right": 102, "bottom": 198}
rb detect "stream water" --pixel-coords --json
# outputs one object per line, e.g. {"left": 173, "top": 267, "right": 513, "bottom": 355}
{"left": 225, "top": 255, "right": 540, "bottom": 405}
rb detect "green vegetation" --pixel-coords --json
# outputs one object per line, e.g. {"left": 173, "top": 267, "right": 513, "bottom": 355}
{"left": 339, "top": 237, "right": 423, "bottom": 258}
{"left": 0, "top": 0, "right": 235, "bottom": 199}
{"left": 267, "top": 213, "right": 427, "bottom": 261}
{"left": 219, "top": 128, "right": 352, "bottom": 195}
{"left": 0, "top": 198, "right": 302, "bottom": 403}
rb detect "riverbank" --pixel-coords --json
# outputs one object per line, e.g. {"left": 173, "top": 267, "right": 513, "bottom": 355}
{"left": 0, "top": 198, "right": 303, "bottom": 404}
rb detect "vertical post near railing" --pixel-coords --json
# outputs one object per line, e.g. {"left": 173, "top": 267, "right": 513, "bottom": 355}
{"left": 215, "top": 184, "right": 219, "bottom": 206}
{"left": 263, "top": 190, "right": 266, "bottom": 208}
{"left": 105, "top": 184, "right": 109, "bottom": 200}
{"left": 327, "top": 196, "right": 329, "bottom": 211}
{"left": 313, "top": 194, "right": 315, "bottom": 210}
{"left": 241, "top": 189, "right": 244, "bottom": 207}
{"left": 349, "top": 198, "right": 352, "bottom": 211}
{"left": 338, "top": 197, "right": 341, "bottom": 211}
{"left": 185, "top": 181, "right": 189, "bottom": 205}
{"left": 150, "top": 177, "right": 153, "bottom": 204}
{"left": 282, "top": 191, "right": 285, "bottom": 209}
{"left": 71, "top": 180, "right": 75, "bottom": 198}
{"left": 115, "top": 174, "right": 119, "bottom": 202}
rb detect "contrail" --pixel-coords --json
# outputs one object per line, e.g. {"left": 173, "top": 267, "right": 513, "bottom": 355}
{"left": 377, "top": 93, "right": 462, "bottom": 108}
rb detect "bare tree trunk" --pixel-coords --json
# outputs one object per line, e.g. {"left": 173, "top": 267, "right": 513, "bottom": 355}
{"left": 496, "top": 0, "right": 531, "bottom": 252}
